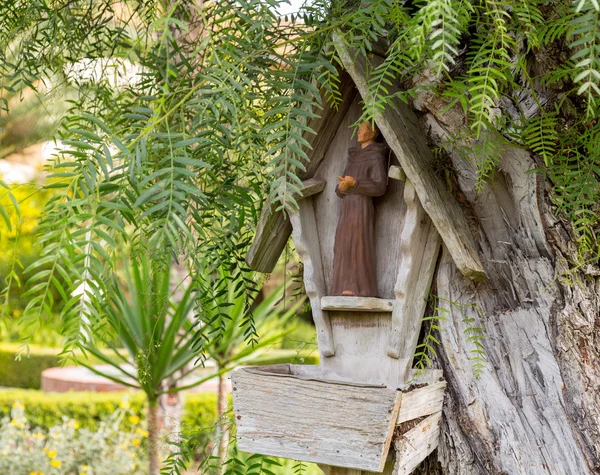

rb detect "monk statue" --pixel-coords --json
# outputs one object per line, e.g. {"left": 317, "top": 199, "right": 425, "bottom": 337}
{"left": 331, "top": 121, "right": 388, "bottom": 297}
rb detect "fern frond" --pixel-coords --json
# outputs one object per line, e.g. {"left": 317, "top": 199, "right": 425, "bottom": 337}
{"left": 466, "top": 1, "right": 516, "bottom": 136}
{"left": 570, "top": 0, "right": 600, "bottom": 118}
{"left": 522, "top": 112, "right": 559, "bottom": 166}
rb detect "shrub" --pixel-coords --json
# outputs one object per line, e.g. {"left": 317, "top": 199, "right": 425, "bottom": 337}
{"left": 0, "top": 343, "right": 129, "bottom": 389}
{"left": 182, "top": 392, "right": 219, "bottom": 434}
{"left": 0, "top": 402, "right": 147, "bottom": 474}
{"left": 0, "top": 389, "right": 218, "bottom": 432}
{"left": 0, "top": 390, "right": 146, "bottom": 431}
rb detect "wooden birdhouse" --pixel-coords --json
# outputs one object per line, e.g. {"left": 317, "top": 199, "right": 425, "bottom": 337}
{"left": 232, "top": 38, "right": 485, "bottom": 475}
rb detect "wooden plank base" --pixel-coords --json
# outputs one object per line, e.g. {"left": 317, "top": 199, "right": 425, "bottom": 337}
{"left": 232, "top": 366, "right": 402, "bottom": 472}
{"left": 232, "top": 365, "right": 445, "bottom": 474}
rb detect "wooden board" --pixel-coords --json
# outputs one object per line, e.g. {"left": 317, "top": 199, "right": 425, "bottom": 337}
{"left": 260, "top": 364, "right": 444, "bottom": 390}
{"left": 246, "top": 74, "right": 357, "bottom": 273}
{"left": 397, "top": 381, "right": 446, "bottom": 424}
{"left": 232, "top": 367, "right": 402, "bottom": 472}
{"left": 393, "top": 412, "right": 442, "bottom": 475}
{"left": 333, "top": 32, "right": 486, "bottom": 281}
{"left": 388, "top": 165, "right": 406, "bottom": 181}
{"left": 290, "top": 196, "right": 335, "bottom": 357}
{"left": 387, "top": 179, "right": 442, "bottom": 378}
{"left": 321, "top": 296, "right": 394, "bottom": 313}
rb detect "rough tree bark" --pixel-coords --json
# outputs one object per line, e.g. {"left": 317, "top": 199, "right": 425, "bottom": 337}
{"left": 408, "top": 90, "right": 600, "bottom": 474}
{"left": 148, "top": 400, "right": 161, "bottom": 475}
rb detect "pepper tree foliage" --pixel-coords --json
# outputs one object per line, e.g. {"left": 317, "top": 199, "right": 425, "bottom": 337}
{"left": 0, "top": 0, "right": 599, "bottom": 356}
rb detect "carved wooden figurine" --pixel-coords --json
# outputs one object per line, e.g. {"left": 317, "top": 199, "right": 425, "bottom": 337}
{"left": 331, "top": 121, "right": 388, "bottom": 297}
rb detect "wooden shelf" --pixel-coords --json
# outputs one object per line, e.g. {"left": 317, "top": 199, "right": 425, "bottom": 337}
{"left": 321, "top": 296, "right": 394, "bottom": 313}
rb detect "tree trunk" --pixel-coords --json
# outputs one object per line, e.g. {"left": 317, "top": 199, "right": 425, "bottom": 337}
{"left": 217, "top": 371, "right": 230, "bottom": 473}
{"left": 408, "top": 93, "right": 600, "bottom": 474}
{"left": 148, "top": 399, "right": 161, "bottom": 475}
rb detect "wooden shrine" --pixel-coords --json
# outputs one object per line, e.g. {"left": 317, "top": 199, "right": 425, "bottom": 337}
{"left": 231, "top": 38, "right": 485, "bottom": 475}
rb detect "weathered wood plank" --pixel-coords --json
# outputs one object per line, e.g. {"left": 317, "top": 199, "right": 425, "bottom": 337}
{"left": 246, "top": 74, "right": 357, "bottom": 273}
{"left": 388, "top": 165, "right": 406, "bottom": 181}
{"left": 246, "top": 204, "right": 292, "bottom": 274}
{"left": 321, "top": 296, "right": 394, "bottom": 313}
{"left": 232, "top": 367, "right": 401, "bottom": 472}
{"left": 250, "top": 364, "right": 443, "bottom": 389}
{"left": 297, "top": 178, "right": 326, "bottom": 198}
{"left": 386, "top": 179, "right": 442, "bottom": 377}
{"left": 397, "top": 381, "right": 446, "bottom": 424}
{"left": 393, "top": 412, "right": 442, "bottom": 475}
{"left": 290, "top": 198, "right": 335, "bottom": 356}
{"left": 333, "top": 32, "right": 486, "bottom": 281}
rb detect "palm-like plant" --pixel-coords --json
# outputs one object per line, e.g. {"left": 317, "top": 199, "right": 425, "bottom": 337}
{"left": 81, "top": 256, "right": 300, "bottom": 474}
{"left": 80, "top": 256, "right": 212, "bottom": 475}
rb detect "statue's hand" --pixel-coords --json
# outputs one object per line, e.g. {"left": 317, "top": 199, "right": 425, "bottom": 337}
{"left": 337, "top": 175, "right": 357, "bottom": 192}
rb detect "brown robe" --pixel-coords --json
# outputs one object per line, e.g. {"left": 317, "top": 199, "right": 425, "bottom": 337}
{"left": 331, "top": 142, "right": 388, "bottom": 297}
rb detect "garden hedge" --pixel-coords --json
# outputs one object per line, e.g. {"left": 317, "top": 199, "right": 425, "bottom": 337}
{"left": 0, "top": 389, "right": 218, "bottom": 433}
{"left": 0, "top": 343, "right": 60, "bottom": 389}
{"left": 0, "top": 343, "right": 119, "bottom": 389}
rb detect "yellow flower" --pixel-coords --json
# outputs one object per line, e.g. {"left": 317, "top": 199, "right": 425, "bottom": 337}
{"left": 29, "top": 471, "right": 43, "bottom": 475}
{"left": 120, "top": 443, "right": 128, "bottom": 450}
{"left": 68, "top": 420, "right": 80, "bottom": 429}
{"left": 120, "top": 400, "right": 131, "bottom": 409}
{"left": 128, "top": 415, "right": 140, "bottom": 425}
{"left": 46, "top": 449, "right": 58, "bottom": 459}
{"left": 81, "top": 466, "right": 90, "bottom": 471}
{"left": 50, "top": 460, "right": 62, "bottom": 468}
{"left": 132, "top": 438, "right": 141, "bottom": 447}
{"left": 12, "top": 401, "right": 24, "bottom": 409}
{"left": 33, "top": 432, "right": 45, "bottom": 440}
{"left": 135, "top": 428, "right": 149, "bottom": 437}
{"left": 43, "top": 448, "right": 49, "bottom": 454}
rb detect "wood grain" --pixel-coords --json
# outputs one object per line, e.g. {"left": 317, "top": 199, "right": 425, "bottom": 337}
{"left": 290, "top": 197, "right": 335, "bottom": 357}
{"left": 321, "top": 296, "right": 394, "bottom": 313}
{"left": 333, "top": 32, "right": 486, "bottom": 281}
{"left": 387, "top": 179, "right": 442, "bottom": 380}
{"left": 397, "top": 381, "right": 446, "bottom": 424}
{"left": 388, "top": 165, "right": 406, "bottom": 181}
{"left": 232, "top": 367, "right": 401, "bottom": 472}
{"left": 393, "top": 412, "right": 442, "bottom": 475}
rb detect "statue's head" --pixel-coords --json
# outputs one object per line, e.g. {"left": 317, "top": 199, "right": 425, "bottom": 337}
{"left": 357, "top": 121, "right": 380, "bottom": 144}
